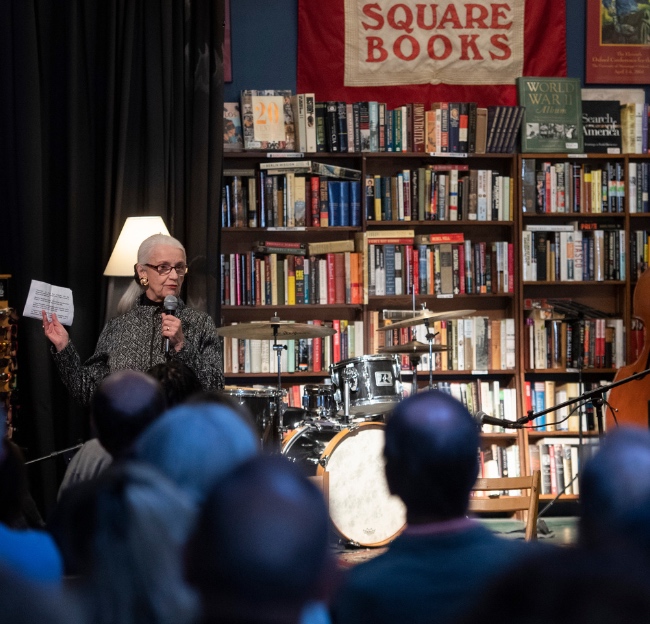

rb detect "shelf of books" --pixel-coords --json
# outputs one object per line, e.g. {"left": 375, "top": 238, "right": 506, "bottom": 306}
{"left": 357, "top": 151, "right": 523, "bottom": 477}
{"left": 221, "top": 82, "right": 650, "bottom": 501}
{"left": 518, "top": 152, "right": 632, "bottom": 490}
{"left": 221, "top": 149, "right": 367, "bottom": 414}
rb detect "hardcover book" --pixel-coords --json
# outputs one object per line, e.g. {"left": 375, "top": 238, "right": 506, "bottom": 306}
{"left": 517, "top": 77, "right": 583, "bottom": 153}
{"left": 240, "top": 90, "right": 296, "bottom": 151}
{"left": 581, "top": 100, "right": 622, "bottom": 154}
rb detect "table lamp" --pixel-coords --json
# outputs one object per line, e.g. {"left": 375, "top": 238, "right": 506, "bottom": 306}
{"left": 104, "top": 216, "right": 170, "bottom": 321}
{"left": 104, "top": 216, "right": 171, "bottom": 276}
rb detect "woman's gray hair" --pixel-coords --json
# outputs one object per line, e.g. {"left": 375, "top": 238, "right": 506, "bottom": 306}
{"left": 116, "top": 234, "right": 186, "bottom": 315}
{"left": 137, "top": 233, "right": 185, "bottom": 264}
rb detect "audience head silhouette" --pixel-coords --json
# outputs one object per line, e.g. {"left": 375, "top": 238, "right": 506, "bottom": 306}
{"left": 134, "top": 401, "right": 258, "bottom": 503}
{"left": 91, "top": 369, "right": 166, "bottom": 457}
{"left": 147, "top": 360, "right": 202, "bottom": 408}
{"left": 0, "top": 563, "right": 84, "bottom": 624}
{"left": 580, "top": 426, "right": 650, "bottom": 557}
{"left": 0, "top": 438, "right": 27, "bottom": 527}
{"left": 455, "top": 547, "right": 650, "bottom": 624}
{"left": 384, "top": 390, "right": 480, "bottom": 523}
{"left": 53, "top": 462, "right": 197, "bottom": 624}
{"left": 185, "top": 455, "right": 331, "bottom": 624}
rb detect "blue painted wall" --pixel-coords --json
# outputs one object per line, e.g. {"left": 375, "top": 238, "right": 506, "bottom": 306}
{"left": 225, "top": 0, "right": 298, "bottom": 101}
{"left": 225, "top": 0, "right": 637, "bottom": 102}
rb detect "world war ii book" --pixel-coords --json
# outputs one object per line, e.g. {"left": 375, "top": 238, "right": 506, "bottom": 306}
{"left": 517, "top": 77, "right": 583, "bottom": 153}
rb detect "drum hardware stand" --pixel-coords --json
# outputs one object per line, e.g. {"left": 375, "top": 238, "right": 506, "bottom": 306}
{"left": 216, "top": 316, "right": 336, "bottom": 452}
{"left": 270, "top": 315, "right": 287, "bottom": 451}
{"left": 408, "top": 354, "right": 422, "bottom": 394}
{"left": 423, "top": 318, "right": 439, "bottom": 391}
{"left": 408, "top": 300, "right": 421, "bottom": 394}
{"left": 341, "top": 364, "right": 358, "bottom": 425}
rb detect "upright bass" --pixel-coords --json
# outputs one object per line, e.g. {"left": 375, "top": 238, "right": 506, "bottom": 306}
{"left": 606, "top": 268, "right": 650, "bottom": 429}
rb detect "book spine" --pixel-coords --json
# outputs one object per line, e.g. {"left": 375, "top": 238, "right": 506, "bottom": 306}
{"left": 336, "top": 101, "right": 348, "bottom": 152}
{"left": 326, "top": 253, "right": 336, "bottom": 303}
{"left": 326, "top": 101, "right": 339, "bottom": 152}
{"left": 315, "top": 101, "right": 327, "bottom": 152}
{"left": 412, "top": 102, "right": 425, "bottom": 152}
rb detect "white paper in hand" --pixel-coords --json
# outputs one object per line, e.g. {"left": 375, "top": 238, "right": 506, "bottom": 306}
{"left": 23, "top": 280, "right": 75, "bottom": 326}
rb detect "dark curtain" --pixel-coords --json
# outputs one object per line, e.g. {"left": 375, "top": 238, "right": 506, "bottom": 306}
{"left": 0, "top": 0, "right": 224, "bottom": 515}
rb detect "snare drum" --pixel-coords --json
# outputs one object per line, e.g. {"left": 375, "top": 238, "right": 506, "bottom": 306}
{"left": 282, "top": 421, "right": 406, "bottom": 547}
{"left": 302, "top": 384, "right": 337, "bottom": 420}
{"left": 220, "top": 386, "right": 281, "bottom": 443}
{"left": 330, "top": 354, "right": 403, "bottom": 416}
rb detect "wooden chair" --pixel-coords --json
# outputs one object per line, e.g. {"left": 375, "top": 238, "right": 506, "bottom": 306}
{"left": 469, "top": 470, "right": 541, "bottom": 541}
{"left": 308, "top": 473, "right": 330, "bottom": 508}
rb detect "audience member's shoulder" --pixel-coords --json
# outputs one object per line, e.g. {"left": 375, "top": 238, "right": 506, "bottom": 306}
{"left": 58, "top": 439, "right": 112, "bottom": 499}
{"left": 0, "top": 563, "right": 83, "bottom": 624}
{"left": 456, "top": 546, "right": 650, "bottom": 624}
{"left": 0, "top": 523, "right": 63, "bottom": 584}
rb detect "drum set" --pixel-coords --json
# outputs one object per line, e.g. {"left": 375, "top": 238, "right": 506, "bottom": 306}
{"left": 216, "top": 308, "right": 473, "bottom": 547}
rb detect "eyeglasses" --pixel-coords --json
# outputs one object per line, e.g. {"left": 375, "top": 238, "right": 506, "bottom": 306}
{"left": 144, "top": 263, "right": 189, "bottom": 276}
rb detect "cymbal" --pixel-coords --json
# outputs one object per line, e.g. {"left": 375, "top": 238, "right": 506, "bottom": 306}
{"left": 217, "top": 321, "right": 337, "bottom": 340}
{"left": 380, "top": 309, "right": 476, "bottom": 331}
{"left": 379, "top": 340, "right": 451, "bottom": 355}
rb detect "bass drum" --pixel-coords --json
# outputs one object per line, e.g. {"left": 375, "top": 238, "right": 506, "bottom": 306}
{"left": 282, "top": 421, "right": 406, "bottom": 547}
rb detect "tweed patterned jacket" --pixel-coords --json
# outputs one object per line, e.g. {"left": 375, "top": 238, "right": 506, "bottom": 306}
{"left": 52, "top": 296, "right": 224, "bottom": 405}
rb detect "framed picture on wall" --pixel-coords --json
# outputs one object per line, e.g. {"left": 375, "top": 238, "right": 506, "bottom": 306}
{"left": 224, "top": 0, "right": 232, "bottom": 83}
{"left": 586, "top": 0, "right": 650, "bottom": 83}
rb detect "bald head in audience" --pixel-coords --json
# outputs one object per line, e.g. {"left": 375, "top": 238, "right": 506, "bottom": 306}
{"left": 92, "top": 369, "right": 166, "bottom": 458}
{"left": 580, "top": 427, "right": 650, "bottom": 558}
{"left": 331, "top": 391, "right": 532, "bottom": 624}
{"left": 185, "top": 455, "right": 332, "bottom": 624}
{"left": 384, "top": 389, "right": 480, "bottom": 523}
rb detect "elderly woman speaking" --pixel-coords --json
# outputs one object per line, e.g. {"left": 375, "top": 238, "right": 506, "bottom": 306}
{"left": 43, "top": 234, "right": 223, "bottom": 405}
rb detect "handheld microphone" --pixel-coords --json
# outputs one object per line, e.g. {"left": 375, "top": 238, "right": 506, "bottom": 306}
{"left": 475, "top": 410, "right": 520, "bottom": 429}
{"left": 163, "top": 295, "right": 178, "bottom": 355}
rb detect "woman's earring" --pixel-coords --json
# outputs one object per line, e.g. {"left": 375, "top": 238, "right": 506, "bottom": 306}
{"left": 140, "top": 277, "right": 149, "bottom": 287}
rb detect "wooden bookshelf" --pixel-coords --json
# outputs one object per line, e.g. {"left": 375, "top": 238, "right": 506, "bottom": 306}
{"left": 219, "top": 148, "right": 650, "bottom": 498}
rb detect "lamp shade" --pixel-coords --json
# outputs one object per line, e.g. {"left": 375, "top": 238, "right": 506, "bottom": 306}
{"left": 103, "top": 217, "right": 171, "bottom": 276}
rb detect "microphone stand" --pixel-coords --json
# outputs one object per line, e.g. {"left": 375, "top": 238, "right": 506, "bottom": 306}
{"left": 479, "top": 368, "right": 650, "bottom": 530}
{"left": 515, "top": 366, "right": 650, "bottom": 434}
{"left": 25, "top": 443, "right": 84, "bottom": 465}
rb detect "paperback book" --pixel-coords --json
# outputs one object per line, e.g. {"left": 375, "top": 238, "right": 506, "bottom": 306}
{"left": 223, "top": 102, "right": 244, "bottom": 151}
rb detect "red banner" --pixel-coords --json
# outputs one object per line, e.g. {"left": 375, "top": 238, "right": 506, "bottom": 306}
{"left": 298, "top": 0, "right": 567, "bottom": 107}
